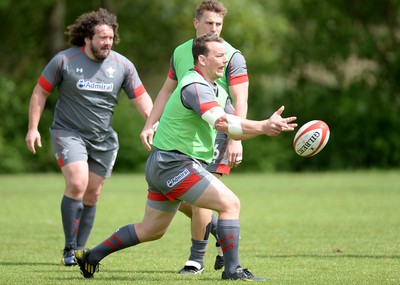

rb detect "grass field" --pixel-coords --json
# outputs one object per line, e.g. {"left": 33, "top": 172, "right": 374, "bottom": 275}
{"left": 0, "top": 171, "right": 399, "bottom": 284}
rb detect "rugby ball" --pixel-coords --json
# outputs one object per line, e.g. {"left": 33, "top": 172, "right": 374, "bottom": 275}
{"left": 293, "top": 120, "right": 330, "bottom": 157}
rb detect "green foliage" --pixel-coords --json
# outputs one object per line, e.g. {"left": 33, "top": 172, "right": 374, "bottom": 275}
{"left": 112, "top": 98, "right": 150, "bottom": 172}
{"left": 275, "top": 0, "right": 400, "bottom": 170}
{"left": 0, "top": 0, "right": 399, "bottom": 173}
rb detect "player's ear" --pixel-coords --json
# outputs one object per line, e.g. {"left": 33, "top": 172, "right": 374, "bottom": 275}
{"left": 198, "top": 54, "right": 206, "bottom": 66}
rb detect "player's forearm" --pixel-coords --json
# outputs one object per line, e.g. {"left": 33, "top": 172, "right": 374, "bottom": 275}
{"left": 28, "top": 86, "right": 48, "bottom": 130}
{"left": 132, "top": 93, "right": 153, "bottom": 120}
{"left": 28, "top": 109, "right": 42, "bottom": 131}
{"left": 143, "top": 78, "right": 176, "bottom": 128}
{"left": 144, "top": 91, "right": 169, "bottom": 127}
{"left": 215, "top": 115, "right": 265, "bottom": 140}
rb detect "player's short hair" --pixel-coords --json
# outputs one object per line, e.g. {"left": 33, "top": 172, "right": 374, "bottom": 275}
{"left": 192, "top": 33, "right": 224, "bottom": 65}
{"left": 65, "top": 8, "right": 120, "bottom": 46}
{"left": 195, "top": 0, "right": 228, "bottom": 20}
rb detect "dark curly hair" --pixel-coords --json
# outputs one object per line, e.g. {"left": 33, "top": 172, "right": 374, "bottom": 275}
{"left": 65, "top": 8, "right": 120, "bottom": 46}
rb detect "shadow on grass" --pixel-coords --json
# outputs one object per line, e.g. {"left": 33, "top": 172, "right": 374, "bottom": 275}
{"left": 0, "top": 262, "right": 218, "bottom": 281}
{"left": 262, "top": 254, "right": 400, "bottom": 259}
{"left": 0, "top": 262, "right": 58, "bottom": 266}
{"left": 48, "top": 276, "right": 219, "bottom": 283}
{"left": 45, "top": 269, "right": 218, "bottom": 282}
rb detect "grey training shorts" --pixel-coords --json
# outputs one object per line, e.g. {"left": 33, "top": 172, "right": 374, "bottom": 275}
{"left": 145, "top": 148, "right": 216, "bottom": 213}
{"left": 50, "top": 128, "right": 119, "bottom": 178}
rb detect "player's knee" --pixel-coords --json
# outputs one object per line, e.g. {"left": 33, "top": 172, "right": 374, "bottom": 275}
{"left": 221, "top": 195, "right": 240, "bottom": 216}
{"left": 83, "top": 188, "right": 101, "bottom": 205}
{"left": 140, "top": 227, "right": 167, "bottom": 242}
{"left": 150, "top": 230, "right": 166, "bottom": 241}
{"left": 65, "top": 180, "right": 87, "bottom": 197}
{"left": 83, "top": 194, "right": 99, "bottom": 205}
{"left": 229, "top": 195, "right": 241, "bottom": 213}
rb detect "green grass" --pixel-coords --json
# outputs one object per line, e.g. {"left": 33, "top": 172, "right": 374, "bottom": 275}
{"left": 1, "top": 171, "right": 399, "bottom": 284}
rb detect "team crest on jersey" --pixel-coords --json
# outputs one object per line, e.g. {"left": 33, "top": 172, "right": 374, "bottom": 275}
{"left": 106, "top": 67, "right": 115, "bottom": 78}
{"left": 167, "top": 168, "right": 190, "bottom": 188}
{"left": 76, "top": 79, "right": 113, "bottom": 92}
{"left": 56, "top": 148, "right": 69, "bottom": 161}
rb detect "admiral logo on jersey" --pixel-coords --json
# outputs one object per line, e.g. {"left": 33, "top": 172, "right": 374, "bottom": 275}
{"left": 76, "top": 79, "right": 114, "bottom": 92}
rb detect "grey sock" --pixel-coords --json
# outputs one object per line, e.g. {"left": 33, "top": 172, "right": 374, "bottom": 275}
{"left": 88, "top": 224, "right": 139, "bottom": 263}
{"left": 217, "top": 219, "right": 240, "bottom": 274}
{"left": 76, "top": 204, "right": 96, "bottom": 249}
{"left": 61, "top": 195, "right": 83, "bottom": 249}
{"left": 188, "top": 239, "right": 208, "bottom": 267}
{"left": 210, "top": 213, "right": 219, "bottom": 244}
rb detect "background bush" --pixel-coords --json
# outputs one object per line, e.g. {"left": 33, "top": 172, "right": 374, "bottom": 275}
{"left": 1, "top": 0, "right": 398, "bottom": 173}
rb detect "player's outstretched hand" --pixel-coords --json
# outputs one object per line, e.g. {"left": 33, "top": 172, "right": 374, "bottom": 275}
{"left": 265, "top": 106, "right": 297, "bottom": 136}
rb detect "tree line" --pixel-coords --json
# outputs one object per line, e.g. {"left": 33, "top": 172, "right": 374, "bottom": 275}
{"left": 0, "top": 0, "right": 398, "bottom": 173}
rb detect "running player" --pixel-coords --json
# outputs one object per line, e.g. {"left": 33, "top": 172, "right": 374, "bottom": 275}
{"left": 75, "top": 33, "right": 297, "bottom": 281}
{"left": 25, "top": 8, "right": 153, "bottom": 266}
{"left": 140, "top": 0, "right": 248, "bottom": 273}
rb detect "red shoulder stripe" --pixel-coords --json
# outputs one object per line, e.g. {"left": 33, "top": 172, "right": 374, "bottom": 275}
{"left": 230, "top": 74, "right": 249, "bottom": 86}
{"left": 134, "top": 84, "right": 147, "bottom": 97}
{"left": 38, "top": 75, "right": 53, "bottom": 93}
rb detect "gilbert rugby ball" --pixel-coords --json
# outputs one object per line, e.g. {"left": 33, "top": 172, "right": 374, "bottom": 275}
{"left": 293, "top": 120, "right": 330, "bottom": 157}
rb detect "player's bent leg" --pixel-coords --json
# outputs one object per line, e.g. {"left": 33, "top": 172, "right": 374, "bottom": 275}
{"left": 191, "top": 207, "right": 212, "bottom": 240}
{"left": 76, "top": 205, "right": 177, "bottom": 278}
{"left": 190, "top": 180, "right": 240, "bottom": 274}
{"left": 135, "top": 204, "right": 177, "bottom": 242}
{"left": 189, "top": 181, "right": 265, "bottom": 281}
{"left": 192, "top": 178, "right": 240, "bottom": 220}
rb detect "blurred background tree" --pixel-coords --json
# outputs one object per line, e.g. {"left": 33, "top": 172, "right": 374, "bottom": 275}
{"left": 0, "top": 0, "right": 398, "bottom": 173}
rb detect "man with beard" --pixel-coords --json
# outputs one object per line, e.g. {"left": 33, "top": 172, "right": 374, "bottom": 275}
{"left": 25, "top": 8, "right": 153, "bottom": 266}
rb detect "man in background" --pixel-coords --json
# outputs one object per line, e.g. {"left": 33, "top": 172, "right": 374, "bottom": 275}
{"left": 25, "top": 8, "right": 153, "bottom": 266}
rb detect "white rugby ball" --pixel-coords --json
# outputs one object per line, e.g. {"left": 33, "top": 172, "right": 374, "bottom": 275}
{"left": 293, "top": 120, "right": 330, "bottom": 157}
